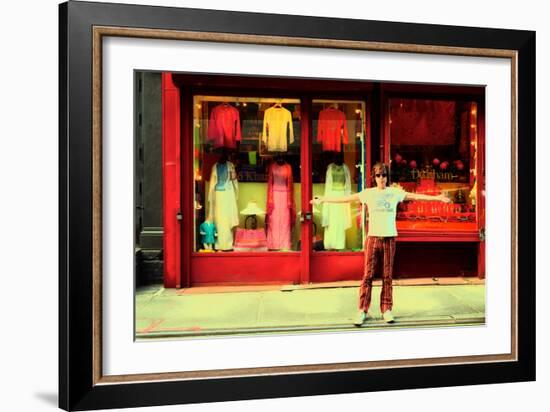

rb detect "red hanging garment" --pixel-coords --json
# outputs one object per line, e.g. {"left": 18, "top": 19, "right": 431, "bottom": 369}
{"left": 207, "top": 103, "right": 242, "bottom": 148}
{"left": 317, "top": 107, "right": 349, "bottom": 152}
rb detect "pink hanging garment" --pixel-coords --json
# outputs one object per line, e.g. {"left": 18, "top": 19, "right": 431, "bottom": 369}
{"left": 266, "top": 163, "right": 295, "bottom": 250}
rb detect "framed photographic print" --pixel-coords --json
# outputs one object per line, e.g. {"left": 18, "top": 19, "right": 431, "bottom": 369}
{"left": 59, "top": 1, "right": 535, "bottom": 410}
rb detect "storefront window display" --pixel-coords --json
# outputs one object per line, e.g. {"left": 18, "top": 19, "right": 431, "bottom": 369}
{"left": 157, "top": 73, "right": 485, "bottom": 287}
{"left": 193, "top": 95, "right": 302, "bottom": 252}
{"left": 388, "top": 98, "right": 479, "bottom": 232}
{"left": 311, "top": 100, "right": 367, "bottom": 251}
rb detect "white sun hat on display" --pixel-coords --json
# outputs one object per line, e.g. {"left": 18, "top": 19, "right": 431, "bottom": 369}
{"left": 240, "top": 201, "right": 266, "bottom": 216}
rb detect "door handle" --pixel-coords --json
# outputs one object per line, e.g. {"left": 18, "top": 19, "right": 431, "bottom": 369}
{"left": 300, "top": 211, "right": 313, "bottom": 222}
{"left": 479, "top": 227, "right": 485, "bottom": 241}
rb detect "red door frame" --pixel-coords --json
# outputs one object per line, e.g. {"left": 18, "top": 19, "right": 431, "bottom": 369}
{"left": 477, "top": 98, "right": 486, "bottom": 278}
{"left": 300, "top": 95, "right": 312, "bottom": 285}
{"left": 181, "top": 89, "right": 195, "bottom": 287}
{"left": 161, "top": 73, "right": 181, "bottom": 288}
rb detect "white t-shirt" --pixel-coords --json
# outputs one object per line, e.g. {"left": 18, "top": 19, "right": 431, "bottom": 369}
{"left": 358, "top": 187, "right": 406, "bottom": 237}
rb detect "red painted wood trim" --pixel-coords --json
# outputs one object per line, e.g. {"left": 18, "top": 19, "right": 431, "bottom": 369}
{"left": 161, "top": 73, "right": 181, "bottom": 288}
{"left": 396, "top": 228, "right": 478, "bottom": 240}
{"left": 192, "top": 252, "right": 300, "bottom": 258}
{"left": 191, "top": 255, "right": 301, "bottom": 284}
{"left": 365, "top": 93, "right": 372, "bottom": 187}
{"left": 312, "top": 251, "right": 362, "bottom": 257}
{"left": 310, "top": 254, "right": 364, "bottom": 282}
{"left": 181, "top": 90, "right": 194, "bottom": 288}
{"left": 172, "top": 73, "right": 374, "bottom": 94}
{"left": 190, "top": 248, "right": 478, "bottom": 284}
{"left": 477, "top": 98, "right": 486, "bottom": 278}
{"left": 300, "top": 96, "right": 312, "bottom": 284}
{"left": 397, "top": 236, "right": 479, "bottom": 242}
{"left": 381, "top": 85, "right": 390, "bottom": 163}
{"left": 381, "top": 83, "right": 484, "bottom": 96}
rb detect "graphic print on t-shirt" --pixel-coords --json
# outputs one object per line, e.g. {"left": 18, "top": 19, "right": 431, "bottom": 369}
{"left": 373, "top": 192, "right": 397, "bottom": 213}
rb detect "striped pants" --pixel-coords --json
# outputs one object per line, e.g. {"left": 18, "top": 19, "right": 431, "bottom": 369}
{"left": 358, "top": 236, "right": 396, "bottom": 313}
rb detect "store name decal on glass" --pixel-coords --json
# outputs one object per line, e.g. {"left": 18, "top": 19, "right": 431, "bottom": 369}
{"left": 410, "top": 169, "right": 459, "bottom": 181}
{"left": 238, "top": 169, "right": 267, "bottom": 182}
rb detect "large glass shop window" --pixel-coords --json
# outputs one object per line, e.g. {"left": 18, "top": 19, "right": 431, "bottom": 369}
{"left": 311, "top": 100, "right": 367, "bottom": 252}
{"left": 388, "top": 98, "right": 479, "bottom": 231}
{"left": 193, "top": 96, "right": 302, "bottom": 252}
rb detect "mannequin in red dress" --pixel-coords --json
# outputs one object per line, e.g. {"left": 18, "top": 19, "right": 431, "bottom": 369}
{"left": 266, "top": 155, "right": 296, "bottom": 250}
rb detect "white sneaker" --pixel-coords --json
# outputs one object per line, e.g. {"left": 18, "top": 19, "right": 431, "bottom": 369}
{"left": 353, "top": 311, "right": 368, "bottom": 326}
{"left": 382, "top": 310, "right": 395, "bottom": 323}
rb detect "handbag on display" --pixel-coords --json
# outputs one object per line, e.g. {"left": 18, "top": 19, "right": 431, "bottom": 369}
{"left": 233, "top": 201, "right": 268, "bottom": 252}
{"left": 233, "top": 227, "right": 268, "bottom": 252}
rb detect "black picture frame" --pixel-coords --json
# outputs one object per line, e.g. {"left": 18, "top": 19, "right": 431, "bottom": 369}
{"left": 59, "top": 1, "right": 536, "bottom": 410}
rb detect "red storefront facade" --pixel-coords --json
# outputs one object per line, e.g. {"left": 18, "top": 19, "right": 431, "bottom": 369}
{"left": 161, "top": 72, "right": 485, "bottom": 288}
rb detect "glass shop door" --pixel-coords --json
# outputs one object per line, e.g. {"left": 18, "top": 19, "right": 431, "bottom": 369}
{"left": 307, "top": 99, "right": 368, "bottom": 283}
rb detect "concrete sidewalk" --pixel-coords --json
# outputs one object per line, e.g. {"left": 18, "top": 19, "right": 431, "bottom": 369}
{"left": 136, "top": 278, "right": 485, "bottom": 339}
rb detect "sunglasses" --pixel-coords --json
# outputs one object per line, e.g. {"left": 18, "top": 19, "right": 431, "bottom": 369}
{"left": 375, "top": 173, "right": 387, "bottom": 178}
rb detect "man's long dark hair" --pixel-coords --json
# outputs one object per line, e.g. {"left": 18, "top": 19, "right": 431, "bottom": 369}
{"left": 370, "top": 162, "right": 390, "bottom": 187}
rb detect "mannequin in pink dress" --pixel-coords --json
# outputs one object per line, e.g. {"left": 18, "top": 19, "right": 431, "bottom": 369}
{"left": 266, "top": 155, "right": 296, "bottom": 250}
